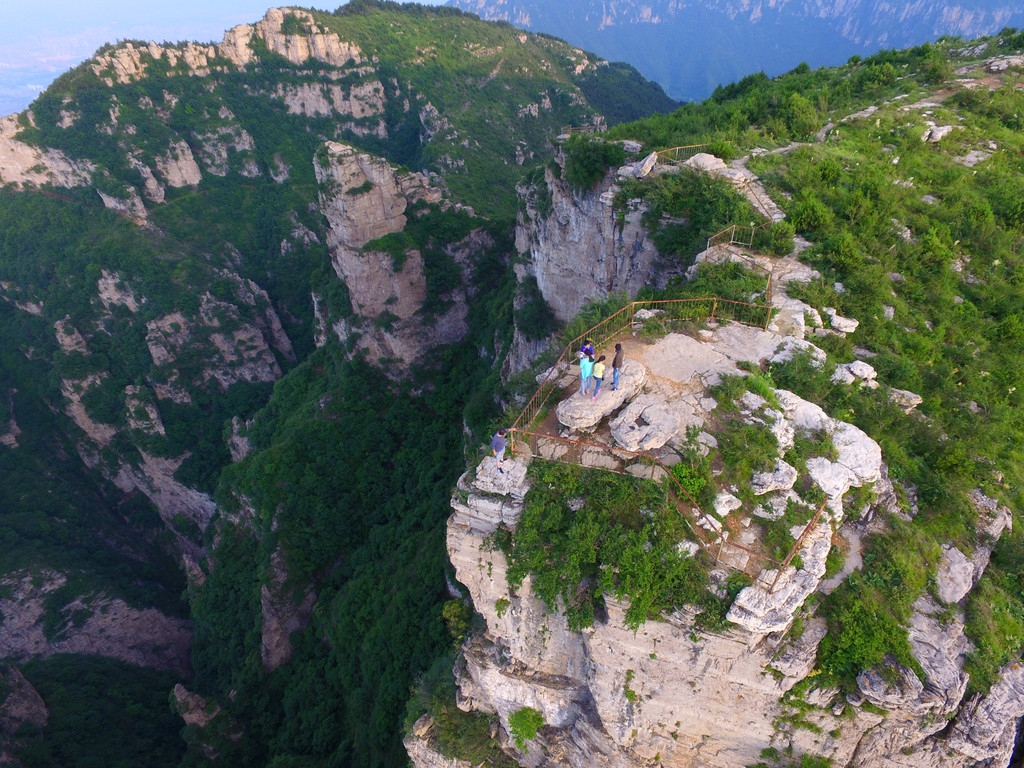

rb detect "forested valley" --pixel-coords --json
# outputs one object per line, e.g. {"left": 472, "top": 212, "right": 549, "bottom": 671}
{"left": 0, "top": 4, "right": 1022, "bottom": 768}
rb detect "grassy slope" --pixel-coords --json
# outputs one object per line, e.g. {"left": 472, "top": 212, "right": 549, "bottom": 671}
{"left": 609, "top": 36, "right": 1024, "bottom": 695}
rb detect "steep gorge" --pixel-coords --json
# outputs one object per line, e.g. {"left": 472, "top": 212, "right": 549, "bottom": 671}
{"left": 1, "top": 8, "right": 1024, "bottom": 768}
{"left": 0, "top": 5, "right": 654, "bottom": 764}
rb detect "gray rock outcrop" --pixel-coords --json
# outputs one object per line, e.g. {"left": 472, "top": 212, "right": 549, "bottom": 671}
{"left": 515, "top": 160, "right": 669, "bottom": 324}
{"left": 555, "top": 359, "right": 646, "bottom": 431}
{"left": 751, "top": 458, "right": 799, "bottom": 495}
{"left": 432, "top": 443, "right": 1024, "bottom": 768}
{"left": 315, "top": 141, "right": 474, "bottom": 370}
{"left": 946, "top": 662, "right": 1024, "bottom": 765}
{"left": 936, "top": 545, "right": 975, "bottom": 605}
{"left": 0, "top": 663, "right": 48, "bottom": 762}
{"left": 261, "top": 550, "right": 316, "bottom": 672}
{"left": 0, "top": 114, "right": 95, "bottom": 188}
{"left": 0, "top": 571, "right": 192, "bottom": 675}
{"left": 421, "top": 308, "right": 1024, "bottom": 768}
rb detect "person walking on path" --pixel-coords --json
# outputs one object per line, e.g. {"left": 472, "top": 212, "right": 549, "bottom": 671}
{"left": 612, "top": 343, "right": 624, "bottom": 391}
{"left": 579, "top": 339, "right": 595, "bottom": 359}
{"left": 491, "top": 428, "right": 507, "bottom": 473}
{"left": 592, "top": 356, "right": 607, "bottom": 400}
{"left": 580, "top": 354, "right": 595, "bottom": 395}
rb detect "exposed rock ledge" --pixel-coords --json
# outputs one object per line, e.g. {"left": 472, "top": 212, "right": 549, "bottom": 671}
{"left": 423, "top": 314, "right": 1023, "bottom": 768}
{"left": 0, "top": 571, "right": 191, "bottom": 675}
{"left": 0, "top": 114, "right": 94, "bottom": 188}
{"left": 315, "top": 140, "right": 475, "bottom": 371}
{"left": 430, "top": 451, "right": 1024, "bottom": 768}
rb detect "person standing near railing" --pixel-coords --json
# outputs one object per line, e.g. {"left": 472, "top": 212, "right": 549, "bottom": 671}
{"left": 580, "top": 354, "right": 595, "bottom": 395}
{"left": 491, "top": 428, "right": 507, "bottom": 474}
{"left": 611, "top": 343, "right": 624, "bottom": 391}
{"left": 591, "top": 356, "right": 607, "bottom": 400}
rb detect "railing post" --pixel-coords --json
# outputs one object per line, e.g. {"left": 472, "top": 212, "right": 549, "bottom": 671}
{"left": 712, "top": 298, "right": 717, "bottom": 319}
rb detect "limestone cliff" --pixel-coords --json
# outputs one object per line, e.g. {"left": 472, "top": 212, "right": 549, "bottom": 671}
{"left": 0, "top": 114, "right": 94, "bottom": 188}
{"left": 0, "top": 8, "right": 377, "bottom": 194}
{"left": 414, "top": 202, "right": 1022, "bottom": 765}
{"left": 42, "top": 267, "right": 293, "bottom": 558}
{"left": 423, "top": 329, "right": 1022, "bottom": 767}
{"left": 515, "top": 149, "right": 670, "bottom": 326}
{"left": 314, "top": 141, "right": 478, "bottom": 371}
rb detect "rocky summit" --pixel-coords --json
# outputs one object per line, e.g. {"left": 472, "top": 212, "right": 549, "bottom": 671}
{"left": 418, "top": 275, "right": 1019, "bottom": 767}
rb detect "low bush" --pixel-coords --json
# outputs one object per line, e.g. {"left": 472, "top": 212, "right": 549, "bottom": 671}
{"left": 508, "top": 707, "right": 544, "bottom": 750}
{"left": 505, "top": 460, "right": 718, "bottom": 630}
{"left": 562, "top": 135, "right": 626, "bottom": 192}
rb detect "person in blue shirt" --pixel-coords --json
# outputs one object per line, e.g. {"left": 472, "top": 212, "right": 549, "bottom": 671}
{"left": 580, "top": 354, "right": 595, "bottom": 395}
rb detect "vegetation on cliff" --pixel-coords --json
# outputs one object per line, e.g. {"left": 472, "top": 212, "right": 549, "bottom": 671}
{"left": 493, "top": 460, "right": 716, "bottom": 631}
{"left": 0, "top": 5, "right": 661, "bottom": 761}
{"left": 4, "top": 3, "right": 1024, "bottom": 766}
{"left": 607, "top": 35, "right": 1024, "bottom": 696}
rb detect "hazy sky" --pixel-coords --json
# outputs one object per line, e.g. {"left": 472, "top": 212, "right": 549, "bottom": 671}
{"left": 0, "top": 1, "right": 447, "bottom": 116}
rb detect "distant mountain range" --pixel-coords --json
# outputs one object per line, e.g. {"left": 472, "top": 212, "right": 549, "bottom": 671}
{"left": 449, "top": 0, "right": 1024, "bottom": 100}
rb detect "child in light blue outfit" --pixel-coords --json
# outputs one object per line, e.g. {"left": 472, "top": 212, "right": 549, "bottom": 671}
{"left": 580, "top": 354, "right": 595, "bottom": 395}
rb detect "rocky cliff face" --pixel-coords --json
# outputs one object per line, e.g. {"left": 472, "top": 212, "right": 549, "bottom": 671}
{"left": 89, "top": 8, "right": 364, "bottom": 84}
{"left": 413, "top": 179, "right": 1024, "bottom": 765}
{"left": 39, "top": 266, "right": 292, "bottom": 557}
{"left": 0, "top": 571, "right": 191, "bottom": 675}
{"left": 0, "top": 114, "right": 94, "bottom": 188}
{"left": 314, "top": 140, "right": 479, "bottom": 370}
{"left": 0, "top": 664, "right": 48, "bottom": 764}
{"left": 515, "top": 152, "right": 669, "bottom": 325}
{"left": 0, "top": 8, "right": 378, "bottom": 194}
{"left": 425, "top": 364, "right": 1022, "bottom": 768}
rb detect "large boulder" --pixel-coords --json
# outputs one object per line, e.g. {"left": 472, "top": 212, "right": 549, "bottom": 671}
{"left": 751, "top": 459, "right": 798, "bottom": 496}
{"left": 555, "top": 359, "right": 646, "bottom": 431}
{"left": 609, "top": 393, "right": 701, "bottom": 452}
{"left": 857, "top": 657, "right": 930, "bottom": 716}
{"left": 908, "top": 596, "right": 970, "bottom": 714}
{"left": 946, "top": 661, "right": 1024, "bottom": 764}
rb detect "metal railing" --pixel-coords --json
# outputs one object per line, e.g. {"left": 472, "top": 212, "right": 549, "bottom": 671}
{"left": 498, "top": 295, "right": 854, "bottom": 594}
{"left": 707, "top": 223, "right": 756, "bottom": 250}
{"left": 639, "top": 150, "right": 780, "bottom": 306}
{"left": 742, "top": 179, "right": 777, "bottom": 222}
{"left": 655, "top": 143, "right": 709, "bottom": 163}
{"left": 703, "top": 227, "right": 775, "bottom": 305}
{"left": 768, "top": 499, "right": 830, "bottom": 591}
{"left": 509, "top": 297, "right": 773, "bottom": 443}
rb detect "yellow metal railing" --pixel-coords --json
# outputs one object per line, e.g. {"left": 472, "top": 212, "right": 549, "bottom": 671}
{"left": 497, "top": 293, "right": 857, "bottom": 593}
{"left": 655, "top": 144, "right": 710, "bottom": 163}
